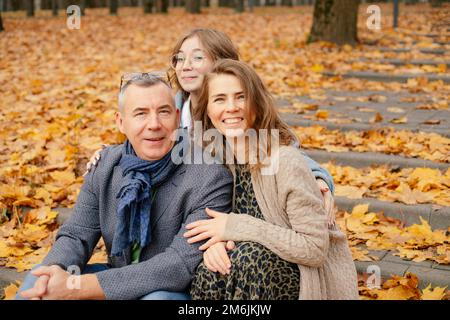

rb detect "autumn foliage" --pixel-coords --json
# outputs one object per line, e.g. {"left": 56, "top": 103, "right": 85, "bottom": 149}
{"left": 0, "top": 5, "right": 448, "bottom": 300}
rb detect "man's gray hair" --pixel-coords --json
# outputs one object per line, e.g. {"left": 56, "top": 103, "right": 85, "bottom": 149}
{"left": 118, "top": 72, "right": 172, "bottom": 112}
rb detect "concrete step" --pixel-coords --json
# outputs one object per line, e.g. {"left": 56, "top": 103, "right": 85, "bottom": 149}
{"left": 335, "top": 196, "right": 450, "bottom": 230}
{"left": 355, "top": 248, "right": 450, "bottom": 290}
{"left": 282, "top": 114, "right": 450, "bottom": 138}
{"left": 356, "top": 58, "right": 450, "bottom": 67}
{"left": 417, "top": 33, "right": 450, "bottom": 39}
{"left": 397, "top": 40, "right": 450, "bottom": 46}
{"left": 322, "top": 71, "right": 450, "bottom": 83}
{"left": 377, "top": 47, "right": 446, "bottom": 55}
{"left": 302, "top": 148, "right": 449, "bottom": 171}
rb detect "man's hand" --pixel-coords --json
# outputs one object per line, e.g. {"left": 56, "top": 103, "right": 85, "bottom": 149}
{"left": 203, "top": 241, "right": 235, "bottom": 275}
{"left": 20, "top": 265, "right": 76, "bottom": 300}
{"left": 316, "top": 178, "right": 337, "bottom": 228}
{"left": 20, "top": 265, "right": 106, "bottom": 300}
{"left": 19, "top": 274, "right": 50, "bottom": 300}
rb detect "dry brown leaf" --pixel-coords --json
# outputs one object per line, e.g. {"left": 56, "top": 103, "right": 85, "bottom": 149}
{"left": 369, "top": 112, "right": 383, "bottom": 123}
{"left": 423, "top": 119, "right": 441, "bottom": 125}
{"left": 390, "top": 117, "right": 408, "bottom": 124}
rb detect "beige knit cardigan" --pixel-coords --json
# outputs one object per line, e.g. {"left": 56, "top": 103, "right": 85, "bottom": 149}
{"left": 223, "top": 146, "right": 359, "bottom": 300}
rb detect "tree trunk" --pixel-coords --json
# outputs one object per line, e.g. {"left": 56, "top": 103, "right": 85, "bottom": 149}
{"left": 429, "top": 0, "right": 442, "bottom": 7}
{"left": 247, "top": 0, "right": 254, "bottom": 11}
{"left": 235, "top": 0, "right": 243, "bottom": 12}
{"left": 308, "top": 0, "right": 359, "bottom": 46}
{"left": 110, "top": 0, "right": 118, "bottom": 14}
{"left": 186, "top": 0, "right": 200, "bottom": 13}
{"left": 162, "top": 0, "right": 169, "bottom": 12}
{"left": 51, "top": 0, "right": 58, "bottom": 15}
{"left": 26, "top": 0, "right": 35, "bottom": 16}
{"left": 80, "top": 0, "right": 86, "bottom": 15}
{"left": 143, "top": 0, "right": 153, "bottom": 12}
{"left": 0, "top": 11, "right": 4, "bottom": 32}
{"left": 155, "top": 0, "right": 169, "bottom": 12}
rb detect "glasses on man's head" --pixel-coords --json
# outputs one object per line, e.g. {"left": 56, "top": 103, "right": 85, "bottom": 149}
{"left": 119, "top": 71, "right": 170, "bottom": 90}
{"left": 170, "top": 51, "right": 208, "bottom": 70}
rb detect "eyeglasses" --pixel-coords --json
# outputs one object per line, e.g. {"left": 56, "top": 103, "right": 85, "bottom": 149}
{"left": 170, "top": 51, "right": 208, "bottom": 70}
{"left": 119, "top": 71, "right": 170, "bottom": 90}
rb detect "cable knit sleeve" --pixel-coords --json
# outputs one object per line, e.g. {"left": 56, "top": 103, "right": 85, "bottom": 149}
{"left": 223, "top": 147, "right": 329, "bottom": 268}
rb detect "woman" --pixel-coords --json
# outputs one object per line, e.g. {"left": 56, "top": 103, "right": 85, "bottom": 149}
{"left": 184, "top": 59, "right": 358, "bottom": 300}
{"left": 88, "top": 28, "right": 336, "bottom": 223}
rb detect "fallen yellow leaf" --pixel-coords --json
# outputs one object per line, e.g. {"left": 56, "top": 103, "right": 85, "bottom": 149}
{"left": 421, "top": 284, "right": 447, "bottom": 300}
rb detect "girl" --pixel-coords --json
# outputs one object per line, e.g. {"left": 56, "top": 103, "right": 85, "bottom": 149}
{"left": 184, "top": 59, "right": 358, "bottom": 300}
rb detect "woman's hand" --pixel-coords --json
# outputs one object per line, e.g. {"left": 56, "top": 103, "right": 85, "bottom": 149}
{"left": 316, "top": 178, "right": 337, "bottom": 228}
{"left": 203, "top": 241, "right": 235, "bottom": 275}
{"left": 83, "top": 144, "right": 107, "bottom": 176}
{"left": 184, "top": 208, "right": 229, "bottom": 250}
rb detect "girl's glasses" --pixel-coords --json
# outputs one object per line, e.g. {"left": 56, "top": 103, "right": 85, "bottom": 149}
{"left": 170, "top": 52, "right": 207, "bottom": 70}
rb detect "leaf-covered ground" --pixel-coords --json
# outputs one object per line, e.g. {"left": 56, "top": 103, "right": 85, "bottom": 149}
{"left": 294, "top": 126, "right": 450, "bottom": 163}
{"left": 1, "top": 4, "right": 449, "bottom": 299}
{"left": 324, "top": 164, "right": 450, "bottom": 206}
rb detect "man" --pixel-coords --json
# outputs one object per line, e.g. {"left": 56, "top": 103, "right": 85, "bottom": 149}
{"left": 16, "top": 73, "right": 233, "bottom": 300}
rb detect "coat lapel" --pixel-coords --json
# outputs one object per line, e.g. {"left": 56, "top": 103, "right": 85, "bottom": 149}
{"left": 151, "top": 165, "right": 186, "bottom": 231}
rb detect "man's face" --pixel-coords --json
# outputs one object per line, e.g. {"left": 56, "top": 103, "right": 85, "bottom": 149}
{"left": 116, "top": 83, "right": 180, "bottom": 161}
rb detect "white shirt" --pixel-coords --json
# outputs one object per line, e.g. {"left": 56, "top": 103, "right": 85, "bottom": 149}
{"left": 180, "top": 96, "right": 192, "bottom": 130}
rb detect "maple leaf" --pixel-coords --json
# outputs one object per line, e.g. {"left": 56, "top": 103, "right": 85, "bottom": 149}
{"left": 310, "top": 64, "right": 324, "bottom": 73}
{"left": 369, "top": 112, "right": 383, "bottom": 123}
{"left": 315, "top": 110, "right": 329, "bottom": 120}
{"left": 350, "top": 246, "right": 375, "bottom": 262}
{"left": 3, "top": 282, "right": 20, "bottom": 300}
{"left": 393, "top": 183, "right": 434, "bottom": 205}
{"left": 335, "top": 185, "right": 366, "bottom": 199}
{"left": 421, "top": 285, "right": 448, "bottom": 300}
{"left": 351, "top": 203, "right": 370, "bottom": 216}
{"left": 374, "top": 286, "right": 418, "bottom": 300}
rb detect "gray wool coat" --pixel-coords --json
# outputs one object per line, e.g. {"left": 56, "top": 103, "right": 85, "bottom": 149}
{"left": 42, "top": 145, "right": 233, "bottom": 299}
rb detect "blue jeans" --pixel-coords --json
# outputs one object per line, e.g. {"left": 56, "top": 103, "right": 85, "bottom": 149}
{"left": 15, "top": 263, "right": 191, "bottom": 300}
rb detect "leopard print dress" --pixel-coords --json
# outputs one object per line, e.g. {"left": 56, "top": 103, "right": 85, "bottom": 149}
{"left": 190, "top": 164, "right": 300, "bottom": 300}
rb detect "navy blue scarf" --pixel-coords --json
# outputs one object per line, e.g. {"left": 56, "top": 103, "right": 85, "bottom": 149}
{"left": 111, "top": 139, "right": 180, "bottom": 257}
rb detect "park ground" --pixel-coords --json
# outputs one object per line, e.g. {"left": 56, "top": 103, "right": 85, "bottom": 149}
{"left": 0, "top": 3, "right": 449, "bottom": 300}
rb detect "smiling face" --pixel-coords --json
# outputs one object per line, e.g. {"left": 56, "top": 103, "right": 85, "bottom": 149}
{"left": 206, "top": 74, "right": 256, "bottom": 137}
{"left": 116, "top": 83, "right": 180, "bottom": 161}
{"left": 175, "top": 36, "right": 214, "bottom": 96}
